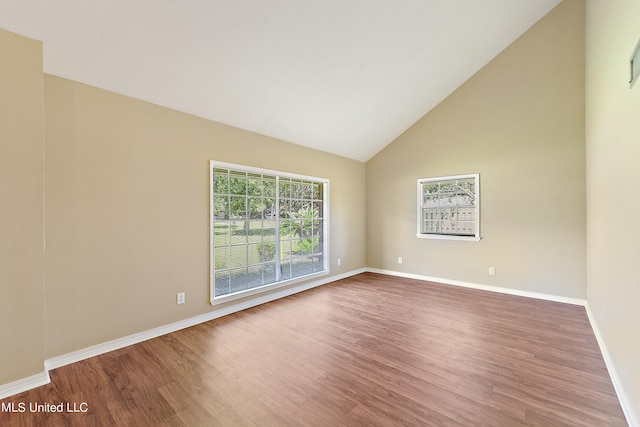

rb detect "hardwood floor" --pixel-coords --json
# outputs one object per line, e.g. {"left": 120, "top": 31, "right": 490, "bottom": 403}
{"left": 0, "top": 273, "right": 627, "bottom": 426}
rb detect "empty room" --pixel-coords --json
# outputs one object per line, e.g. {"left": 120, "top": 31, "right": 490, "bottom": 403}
{"left": 1, "top": 0, "right": 638, "bottom": 425}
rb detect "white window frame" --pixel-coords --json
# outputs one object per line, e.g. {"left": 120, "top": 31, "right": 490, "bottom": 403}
{"left": 417, "top": 173, "right": 480, "bottom": 241}
{"left": 210, "top": 160, "right": 329, "bottom": 305}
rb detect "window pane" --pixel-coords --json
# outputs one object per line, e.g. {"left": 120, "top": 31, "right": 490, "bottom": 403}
{"left": 297, "top": 238, "right": 313, "bottom": 255}
{"left": 279, "top": 179, "right": 291, "bottom": 199}
{"left": 229, "top": 171, "right": 246, "bottom": 195}
{"left": 213, "top": 170, "right": 229, "bottom": 194}
{"left": 247, "top": 221, "right": 262, "bottom": 243}
{"left": 263, "top": 198, "right": 276, "bottom": 218}
{"left": 230, "top": 245, "right": 247, "bottom": 268}
{"left": 280, "top": 220, "right": 291, "bottom": 238}
{"left": 294, "top": 220, "right": 306, "bottom": 238}
{"left": 213, "top": 197, "right": 229, "bottom": 220}
{"left": 292, "top": 255, "right": 314, "bottom": 277}
{"left": 247, "top": 173, "right": 262, "bottom": 196}
{"left": 214, "top": 247, "right": 229, "bottom": 269}
{"left": 247, "top": 198, "right": 263, "bottom": 219}
{"left": 213, "top": 221, "right": 230, "bottom": 247}
{"left": 303, "top": 182, "right": 314, "bottom": 200}
{"left": 257, "top": 242, "right": 277, "bottom": 262}
{"left": 290, "top": 199, "right": 303, "bottom": 213}
{"left": 263, "top": 177, "right": 276, "bottom": 197}
{"left": 263, "top": 220, "right": 276, "bottom": 241}
{"left": 230, "top": 222, "right": 248, "bottom": 245}
{"left": 247, "top": 243, "right": 262, "bottom": 265}
{"left": 229, "top": 268, "right": 248, "bottom": 293}
{"left": 279, "top": 200, "right": 290, "bottom": 218}
{"left": 280, "top": 260, "right": 291, "bottom": 280}
{"left": 215, "top": 271, "right": 230, "bottom": 296}
{"left": 230, "top": 196, "right": 246, "bottom": 219}
{"left": 263, "top": 262, "right": 277, "bottom": 285}
{"left": 300, "top": 200, "right": 313, "bottom": 212}
{"left": 280, "top": 240, "right": 292, "bottom": 259}
{"left": 311, "top": 256, "right": 324, "bottom": 272}
{"left": 247, "top": 265, "right": 262, "bottom": 289}
{"left": 291, "top": 180, "right": 304, "bottom": 198}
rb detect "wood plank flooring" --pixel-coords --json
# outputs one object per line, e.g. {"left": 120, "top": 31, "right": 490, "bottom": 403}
{"left": 0, "top": 273, "right": 628, "bottom": 426}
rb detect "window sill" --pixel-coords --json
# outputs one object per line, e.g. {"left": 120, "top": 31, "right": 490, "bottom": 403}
{"left": 416, "top": 233, "right": 481, "bottom": 242}
{"left": 210, "top": 270, "right": 329, "bottom": 305}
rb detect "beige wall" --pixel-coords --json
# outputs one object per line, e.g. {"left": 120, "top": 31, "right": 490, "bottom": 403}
{"left": 366, "top": 0, "right": 586, "bottom": 298}
{"left": 586, "top": 0, "right": 640, "bottom": 420}
{"left": 43, "top": 75, "right": 366, "bottom": 358}
{"left": 0, "top": 29, "right": 45, "bottom": 383}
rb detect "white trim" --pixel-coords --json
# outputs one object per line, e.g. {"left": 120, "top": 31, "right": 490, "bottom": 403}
{"left": 211, "top": 270, "right": 329, "bottom": 305}
{"left": 209, "top": 160, "right": 328, "bottom": 183}
{"left": 415, "top": 233, "right": 481, "bottom": 241}
{"left": 417, "top": 173, "right": 480, "bottom": 241}
{"left": 45, "top": 268, "right": 364, "bottom": 371}
{"left": 210, "top": 160, "right": 330, "bottom": 304}
{"left": 0, "top": 268, "right": 362, "bottom": 399}
{"left": 585, "top": 304, "right": 640, "bottom": 427}
{"left": 7, "top": 267, "right": 636, "bottom": 427}
{"left": 367, "top": 268, "right": 586, "bottom": 305}
{"left": 0, "top": 371, "right": 50, "bottom": 400}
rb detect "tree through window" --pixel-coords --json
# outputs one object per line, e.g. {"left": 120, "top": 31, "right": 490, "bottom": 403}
{"left": 211, "top": 161, "right": 328, "bottom": 303}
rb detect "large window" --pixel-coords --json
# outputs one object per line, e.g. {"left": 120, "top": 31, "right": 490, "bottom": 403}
{"left": 417, "top": 174, "right": 480, "bottom": 241}
{"left": 210, "top": 161, "right": 328, "bottom": 303}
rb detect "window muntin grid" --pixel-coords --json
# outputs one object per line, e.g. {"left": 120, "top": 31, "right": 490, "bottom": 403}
{"left": 417, "top": 174, "right": 480, "bottom": 241}
{"left": 211, "top": 162, "right": 327, "bottom": 302}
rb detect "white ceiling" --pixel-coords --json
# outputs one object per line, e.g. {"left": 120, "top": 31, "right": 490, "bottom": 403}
{"left": 0, "top": 0, "right": 561, "bottom": 161}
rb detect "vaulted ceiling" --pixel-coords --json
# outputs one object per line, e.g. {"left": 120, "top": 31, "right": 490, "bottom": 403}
{"left": 0, "top": 0, "right": 561, "bottom": 161}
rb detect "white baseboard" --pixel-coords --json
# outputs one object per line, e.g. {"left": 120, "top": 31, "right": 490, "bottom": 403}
{"left": 6, "top": 266, "right": 637, "bottom": 427}
{"left": 45, "top": 268, "right": 366, "bottom": 371}
{"left": 0, "top": 371, "right": 50, "bottom": 401}
{"left": 0, "top": 269, "right": 363, "bottom": 400}
{"left": 366, "top": 268, "right": 587, "bottom": 306}
{"left": 584, "top": 304, "right": 639, "bottom": 427}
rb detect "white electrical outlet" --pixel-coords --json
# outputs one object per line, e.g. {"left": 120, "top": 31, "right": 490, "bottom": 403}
{"left": 177, "top": 292, "right": 185, "bottom": 305}
{"left": 398, "top": 257, "right": 403, "bottom": 264}
{"left": 337, "top": 258, "right": 341, "bottom": 266}
{"left": 488, "top": 267, "right": 496, "bottom": 276}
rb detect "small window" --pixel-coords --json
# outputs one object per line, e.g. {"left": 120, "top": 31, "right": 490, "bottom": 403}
{"left": 210, "top": 161, "right": 329, "bottom": 304}
{"left": 417, "top": 174, "right": 480, "bottom": 241}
